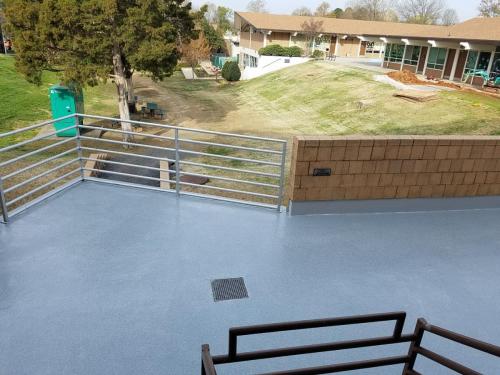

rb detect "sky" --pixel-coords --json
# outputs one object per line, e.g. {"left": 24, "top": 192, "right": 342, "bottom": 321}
{"left": 191, "top": 0, "right": 482, "bottom": 22}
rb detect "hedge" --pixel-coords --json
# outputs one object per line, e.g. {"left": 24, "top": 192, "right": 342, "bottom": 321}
{"left": 259, "top": 44, "right": 303, "bottom": 57}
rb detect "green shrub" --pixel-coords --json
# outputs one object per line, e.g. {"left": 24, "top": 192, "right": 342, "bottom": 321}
{"left": 221, "top": 61, "right": 241, "bottom": 82}
{"left": 311, "top": 50, "right": 325, "bottom": 59}
{"left": 259, "top": 44, "right": 286, "bottom": 56}
{"left": 259, "top": 44, "right": 304, "bottom": 57}
{"left": 287, "top": 46, "right": 303, "bottom": 57}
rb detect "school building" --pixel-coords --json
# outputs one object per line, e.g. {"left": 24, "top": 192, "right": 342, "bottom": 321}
{"left": 234, "top": 12, "right": 500, "bottom": 85}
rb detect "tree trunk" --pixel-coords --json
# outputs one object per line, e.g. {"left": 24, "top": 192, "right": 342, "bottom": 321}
{"left": 112, "top": 47, "right": 133, "bottom": 145}
{"left": 125, "top": 76, "right": 134, "bottom": 103}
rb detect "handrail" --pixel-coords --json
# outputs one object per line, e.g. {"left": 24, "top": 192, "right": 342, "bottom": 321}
{"left": 201, "top": 312, "right": 500, "bottom": 375}
{"left": 0, "top": 113, "right": 287, "bottom": 222}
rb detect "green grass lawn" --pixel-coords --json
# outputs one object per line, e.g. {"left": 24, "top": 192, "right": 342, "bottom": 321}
{"left": 0, "top": 55, "right": 117, "bottom": 137}
{"left": 150, "top": 61, "right": 500, "bottom": 139}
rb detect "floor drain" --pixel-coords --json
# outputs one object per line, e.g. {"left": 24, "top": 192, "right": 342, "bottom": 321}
{"left": 211, "top": 277, "right": 248, "bottom": 302}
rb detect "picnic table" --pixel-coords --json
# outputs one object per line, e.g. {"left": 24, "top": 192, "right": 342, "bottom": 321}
{"left": 141, "top": 102, "right": 165, "bottom": 119}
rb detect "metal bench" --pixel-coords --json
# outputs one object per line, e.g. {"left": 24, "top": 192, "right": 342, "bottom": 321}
{"left": 201, "top": 311, "right": 500, "bottom": 375}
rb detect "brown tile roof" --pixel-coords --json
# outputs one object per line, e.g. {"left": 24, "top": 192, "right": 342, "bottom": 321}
{"left": 235, "top": 12, "right": 500, "bottom": 43}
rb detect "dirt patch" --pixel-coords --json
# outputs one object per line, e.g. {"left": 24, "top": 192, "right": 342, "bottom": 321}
{"left": 388, "top": 70, "right": 460, "bottom": 89}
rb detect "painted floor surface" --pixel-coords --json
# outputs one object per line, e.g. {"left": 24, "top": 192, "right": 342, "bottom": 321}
{"left": 0, "top": 182, "right": 499, "bottom": 375}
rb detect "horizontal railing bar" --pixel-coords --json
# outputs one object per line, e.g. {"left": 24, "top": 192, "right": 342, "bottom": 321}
{"left": 256, "top": 355, "right": 410, "bottom": 375}
{"left": 0, "top": 138, "right": 77, "bottom": 169}
{"left": 0, "top": 114, "right": 76, "bottom": 138}
{"left": 180, "top": 160, "right": 280, "bottom": 178}
{"left": 180, "top": 171, "right": 280, "bottom": 189}
{"left": 181, "top": 190, "right": 278, "bottom": 209}
{"left": 0, "top": 126, "right": 77, "bottom": 153}
{"left": 4, "top": 158, "right": 80, "bottom": 193}
{"left": 82, "top": 158, "right": 176, "bottom": 174}
{"left": 414, "top": 346, "right": 481, "bottom": 375}
{"left": 6, "top": 178, "right": 82, "bottom": 220}
{"left": 81, "top": 136, "right": 279, "bottom": 166}
{"left": 2, "top": 148, "right": 78, "bottom": 180}
{"left": 179, "top": 149, "right": 282, "bottom": 166}
{"left": 179, "top": 181, "right": 279, "bottom": 199}
{"left": 80, "top": 146, "right": 176, "bottom": 163}
{"left": 84, "top": 177, "right": 278, "bottom": 210}
{"left": 178, "top": 137, "right": 282, "bottom": 155}
{"left": 78, "top": 114, "right": 286, "bottom": 143}
{"left": 83, "top": 168, "right": 176, "bottom": 184}
{"left": 79, "top": 124, "right": 175, "bottom": 142}
{"left": 6, "top": 168, "right": 81, "bottom": 206}
{"left": 79, "top": 136, "right": 176, "bottom": 152}
{"left": 230, "top": 312, "right": 407, "bottom": 336}
{"left": 424, "top": 324, "right": 500, "bottom": 357}
{"left": 213, "top": 334, "right": 414, "bottom": 364}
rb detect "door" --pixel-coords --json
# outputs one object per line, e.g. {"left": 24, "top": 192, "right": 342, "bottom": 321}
{"left": 454, "top": 50, "right": 468, "bottom": 81}
{"left": 443, "top": 49, "right": 456, "bottom": 79}
{"left": 417, "top": 47, "right": 428, "bottom": 74}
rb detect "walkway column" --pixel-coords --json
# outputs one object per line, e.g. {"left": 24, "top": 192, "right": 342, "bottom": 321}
{"left": 423, "top": 46, "right": 431, "bottom": 76}
{"left": 449, "top": 47, "right": 461, "bottom": 81}
{"left": 401, "top": 44, "right": 408, "bottom": 71}
{"left": 486, "top": 51, "right": 495, "bottom": 74}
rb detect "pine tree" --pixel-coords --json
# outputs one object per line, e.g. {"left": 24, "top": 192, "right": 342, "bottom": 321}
{"left": 4, "top": 0, "right": 197, "bottom": 141}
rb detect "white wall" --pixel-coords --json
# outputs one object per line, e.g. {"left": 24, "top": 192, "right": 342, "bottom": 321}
{"left": 241, "top": 56, "right": 310, "bottom": 80}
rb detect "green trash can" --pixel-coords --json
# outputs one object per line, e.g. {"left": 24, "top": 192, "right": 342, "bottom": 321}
{"left": 49, "top": 84, "right": 84, "bottom": 137}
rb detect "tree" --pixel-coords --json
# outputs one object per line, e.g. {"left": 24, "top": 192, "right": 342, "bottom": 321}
{"left": 202, "top": 19, "right": 226, "bottom": 53}
{"left": 182, "top": 32, "right": 211, "bottom": 71}
{"left": 397, "top": 0, "right": 445, "bottom": 24}
{"left": 332, "top": 8, "right": 344, "bottom": 18}
{"left": 346, "top": 0, "right": 392, "bottom": 21}
{"left": 205, "top": 3, "right": 233, "bottom": 33}
{"left": 441, "top": 8, "right": 458, "bottom": 25}
{"left": 478, "top": 0, "right": 500, "bottom": 17}
{"left": 342, "top": 7, "right": 355, "bottom": 18}
{"left": 315, "top": 2, "right": 331, "bottom": 16}
{"left": 292, "top": 7, "right": 313, "bottom": 16}
{"left": 246, "top": 0, "right": 267, "bottom": 13}
{"left": 301, "top": 18, "right": 324, "bottom": 56}
{"left": 4, "top": 0, "right": 196, "bottom": 142}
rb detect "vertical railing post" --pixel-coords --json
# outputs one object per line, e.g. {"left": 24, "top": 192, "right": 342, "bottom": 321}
{"left": 0, "top": 175, "right": 9, "bottom": 223}
{"left": 175, "top": 128, "right": 181, "bottom": 196}
{"left": 276, "top": 141, "right": 287, "bottom": 212}
{"left": 402, "top": 318, "right": 427, "bottom": 374}
{"left": 75, "top": 114, "right": 85, "bottom": 181}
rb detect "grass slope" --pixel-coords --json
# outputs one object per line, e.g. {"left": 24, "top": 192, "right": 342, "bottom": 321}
{"left": 237, "top": 62, "right": 500, "bottom": 136}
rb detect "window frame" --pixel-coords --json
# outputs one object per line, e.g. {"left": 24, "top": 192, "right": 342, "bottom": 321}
{"left": 426, "top": 47, "right": 447, "bottom": 70}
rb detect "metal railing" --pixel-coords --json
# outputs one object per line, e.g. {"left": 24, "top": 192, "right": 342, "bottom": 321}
{"left": 0, "top": 114, "right": 287, "bottom": 223}
{"left": 201, "top": 311, "right": 500, "bottom": 375}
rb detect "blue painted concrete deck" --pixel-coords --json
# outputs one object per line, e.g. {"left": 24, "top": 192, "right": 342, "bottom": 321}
{"left": 0, "top": 181, "right": 499, "bottom": 374}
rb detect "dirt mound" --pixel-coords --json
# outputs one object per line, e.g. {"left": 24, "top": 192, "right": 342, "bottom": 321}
{"left": 388, "top": 70, "right": 461, "bottom": 90}
{"left": 388, "top": 70, "right": 422, "bottom": 84}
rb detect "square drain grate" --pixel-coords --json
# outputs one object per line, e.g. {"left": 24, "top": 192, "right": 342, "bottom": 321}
{"left": 211, "top": 277, "right": 248, "bottom": 302}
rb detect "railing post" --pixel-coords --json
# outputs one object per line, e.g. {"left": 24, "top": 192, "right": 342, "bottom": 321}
{"left": 75, "top": 114, "right": 85, "bottom": 181}
{"left": 402, "top": 318, "right": 427, "bottom": 374}
{"left": 0, "top": 175, "right": 9, "bottom": 223}
{"left": 276, "top": 142, "right": 287, "bottom": 212}
{"left": 175, "top": 128, "right": 181, "bottom": 196}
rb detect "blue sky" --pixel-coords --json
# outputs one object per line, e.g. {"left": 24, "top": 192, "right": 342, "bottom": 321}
{"left": 191, "top": 0, "right": 482, "bottom": 21}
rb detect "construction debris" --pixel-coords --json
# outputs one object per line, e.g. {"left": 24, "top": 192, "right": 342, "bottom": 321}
{"left": 393, "top": 90, "right": 438, "bottom": 102}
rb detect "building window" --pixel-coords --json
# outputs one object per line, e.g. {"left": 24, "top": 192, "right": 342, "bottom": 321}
{"left": 426, "top": 47, "right": 447, "bottom": 70}
{"left": 464, "top": 50, "right": 479, "bottom": 76}
{"left": 243, "top": 53, "right": 258, "bottom": 68}
{"left": 404, "top": 46, "right": 421, "bottom": 66}
{"left": 384, "top": 43, "right": 404, "bottom": 63}
{"left": 492, "top": 47, "right": 500, "bottom": 76}
{"left": 476, "top": 51, "right": 492, "bottom": 71}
